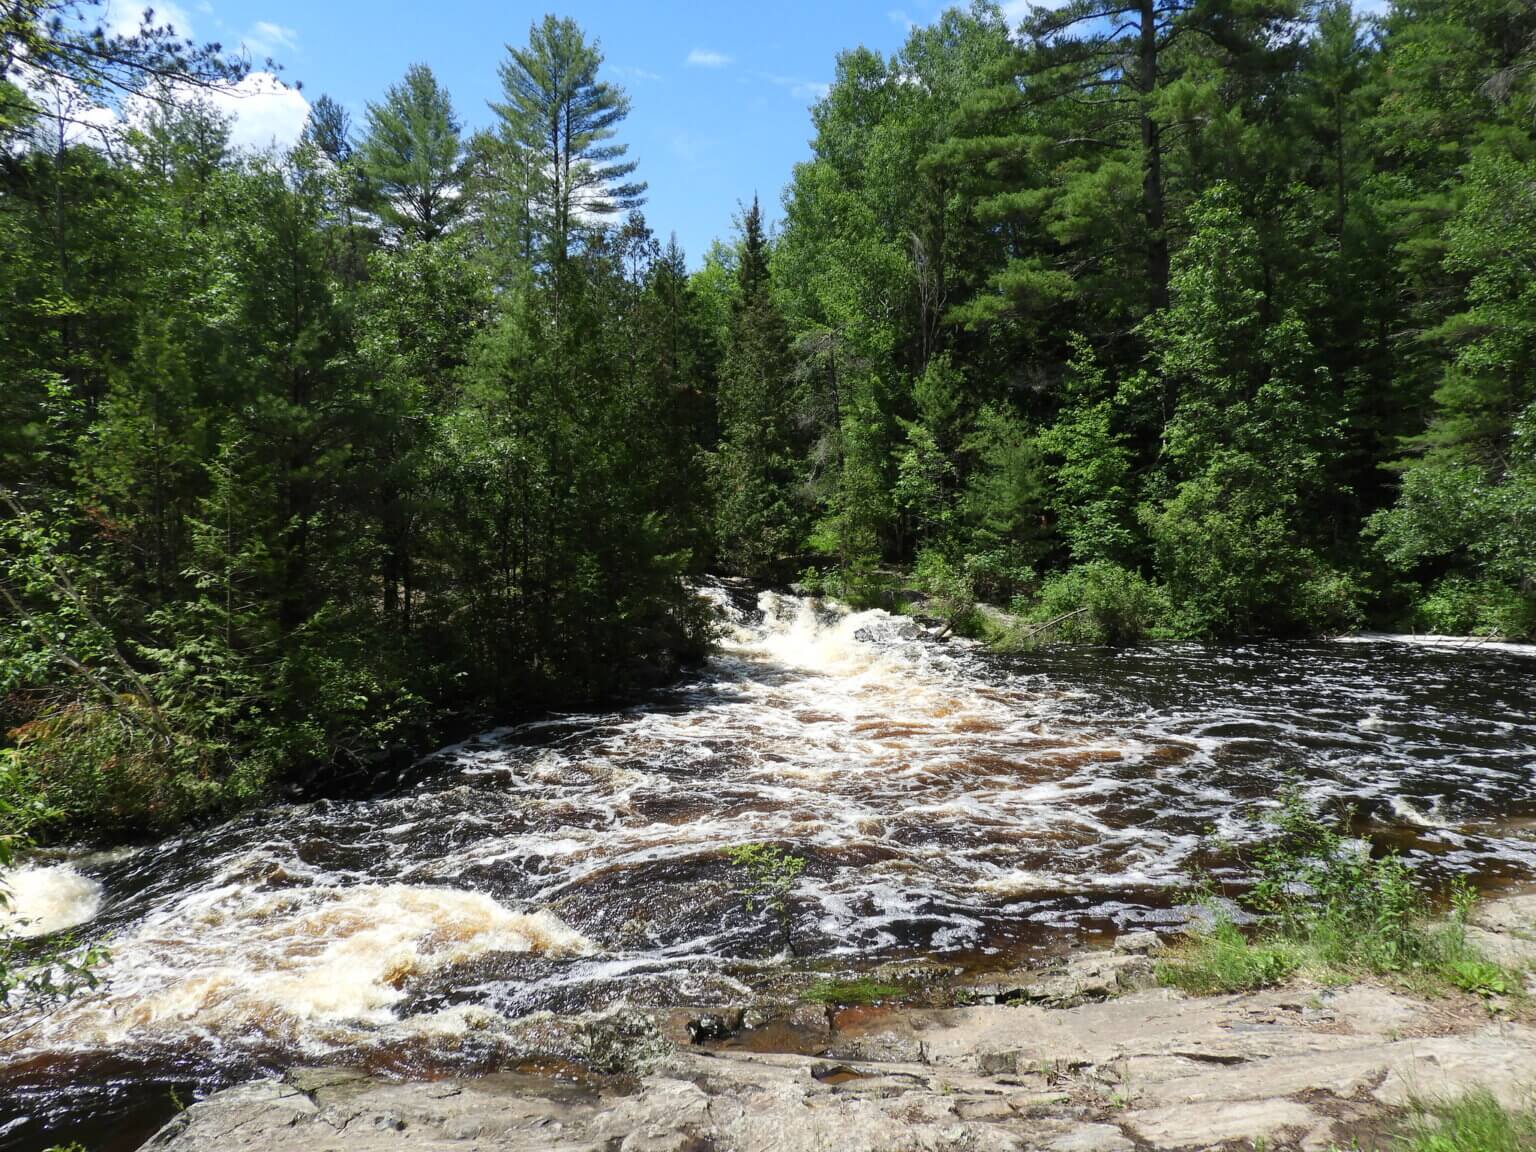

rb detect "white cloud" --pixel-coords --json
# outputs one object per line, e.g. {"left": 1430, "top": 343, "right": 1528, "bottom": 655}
{"left": 103, "top": 0, "right": 196, "bottom": 38}
{"left": 686, "top": 49, "right": 733, "bottom": 68}
{"left": 242, "top": 20, "right": 299, "bottom": 59}
{"left": 669, "top": 131, "right": 717, "bottom": 169}
{"left": 14, "top": 71, "right": 121, "bottom": 148}
{"left": 765, "top": 74, "right": 830, "bottom": 103}
{"left": 888, "top": 8, "right": 916, "bottom": 30}
{"left": 14, "top": 29, "right": 308, "bottom": 155}
{"left": 197, "top": 71, "right": 310, "bottom": 150}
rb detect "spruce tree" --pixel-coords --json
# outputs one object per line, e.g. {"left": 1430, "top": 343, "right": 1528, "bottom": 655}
{"left": 711, "top": 197, "right": 802, "bottom": 577}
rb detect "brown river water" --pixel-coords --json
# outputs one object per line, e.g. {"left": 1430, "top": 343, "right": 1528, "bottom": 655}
{"left": 1, "top": 583, "right": 1533, "bottom": 1147}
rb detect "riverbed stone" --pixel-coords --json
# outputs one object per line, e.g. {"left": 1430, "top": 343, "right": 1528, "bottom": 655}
{"left": 138, "top": 921, "right": 1536, "bottom": 1152}
{"left": 1124, "top": 1097, "right": 1319, "bottom": 1148}
{"left": 1039, "top": 1123, "right": 1135, "bottom": 1152}
{"left": 1112, "top": 930, "right": 1161, "bottom": 956}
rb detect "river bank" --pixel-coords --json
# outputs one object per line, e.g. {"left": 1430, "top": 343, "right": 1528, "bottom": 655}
{"left": 139, "top": 892, "right": 1536, "bottom": 1152}
{"left": 5, "top": 593, "right": 1535, "bottom": 1148}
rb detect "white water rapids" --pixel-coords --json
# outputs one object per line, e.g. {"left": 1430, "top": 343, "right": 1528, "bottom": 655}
{"left": 1, "top": 583, "right": 1533, "bottom": 1145}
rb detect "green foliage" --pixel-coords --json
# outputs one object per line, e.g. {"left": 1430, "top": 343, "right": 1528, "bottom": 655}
{"left": 1396, "top": 1090, "right": 1536, "bottom": 1152}
{"left": 1155, "top": 918, "right": 1302, "bottom": 995}
{"left": 1410, "top": 575, "right": 1536, "bottom": 638}
{"left": 1159, "top": 790, "right": 1519, "bottom": 995}
{"left": 709, "top": 199, "right": 806, "bottom": 578}
{"left": 7, "top": 0, "right": 1536, "bottom": 854}
{"left": 491, "top": 15, "right": 646, "bottom": 261}
{"left": 360, "top": 64, "right": 467, "bottom": 242}
{"left": 764, "top": 0, "right": 1536, "bottom": 640}
{"left": 0, "top": 17, "right": 708, "bottom": 840}
{"left": 912, "top": 549, "right": 978, "bottom": 629}
{"left": 802, "top": 978, "right": 906, "bottom": 1006}
{"left": 1018, "top": 562, "right": 1172, "bottom": 646}
{"left": 727, "top": 842, "right": 806, "bottom": 954}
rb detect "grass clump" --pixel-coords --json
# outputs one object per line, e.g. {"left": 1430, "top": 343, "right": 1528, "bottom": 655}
{"left": 1396, "top": 1089, "right": 1536, "bottom": 1152}
{"left": 1158, "top": 788, "right": 1520, "bottom": 997}
{"left": 1156, "top": 918, "right": 1303, "bottom": 994}
{"left": 801, "top": 978, "right": 907, "bottom": 1006}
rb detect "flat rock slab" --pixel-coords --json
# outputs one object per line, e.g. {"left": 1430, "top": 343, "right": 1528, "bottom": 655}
{"left": 140, "top": 926, "right": 1536, "bottom": 1152}
{"left": 1125, "top": 1097, "right": 1319, "bottom": 1149}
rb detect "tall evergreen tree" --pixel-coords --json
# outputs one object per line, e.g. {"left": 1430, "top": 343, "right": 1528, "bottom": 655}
{"left": 360, "top": 64, "right": 467, "bottom": 243}
{"left": 491, "top": 15, "right": 646, "bottom": 265}
{"left": 711, "top": 197, "right": 802, "bottom": 577}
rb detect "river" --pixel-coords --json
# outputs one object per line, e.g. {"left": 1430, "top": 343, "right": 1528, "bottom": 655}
{"left": 2, "top": 584, "right": 1534, "bottom": 1148}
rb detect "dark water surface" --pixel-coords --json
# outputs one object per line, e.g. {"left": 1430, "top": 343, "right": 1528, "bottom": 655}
{"left": 2, "top": 590, "right": 1533, "bottom": 1148}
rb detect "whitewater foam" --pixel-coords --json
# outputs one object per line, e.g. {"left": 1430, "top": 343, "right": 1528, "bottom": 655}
{"left": 0, "top": 865, "right": 104, "bottom": 937}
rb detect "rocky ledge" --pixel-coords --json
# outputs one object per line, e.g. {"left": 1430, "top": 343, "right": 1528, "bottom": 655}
{"left": 142, "top": 894, "right": 1536, "bottom": 1152}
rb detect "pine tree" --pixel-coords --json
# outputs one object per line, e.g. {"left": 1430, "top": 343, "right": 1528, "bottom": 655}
{"left": 360, "top": 64, "right": 467, "bottom": 243}
{"left": 491, "top": 16, "right": 646, "bottom": 265}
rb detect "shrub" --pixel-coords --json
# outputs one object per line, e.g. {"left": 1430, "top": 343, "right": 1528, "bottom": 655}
{"left": 913, "top": 549, "right": 980, "bottom": 630}
{"left": 1014, "top": 561, "right": 1172, "bottom": 646}
{"left": 1156, "top": 917, "right": 1301, "bottom": 994}
{"left": 728, "top": 843, "right": 805, "bottom": 955}
{"left": 1158, "top": 788, "right": 1518, "bottom": 995}
{"left": 1289, "top": 565, "right": 1367, "bottom": 635}
{"left": 961, "top": 547, "right": 1036, "bottom": 604}
{"left": 1411, "top": 575, "right": 1536, "bottom": 639}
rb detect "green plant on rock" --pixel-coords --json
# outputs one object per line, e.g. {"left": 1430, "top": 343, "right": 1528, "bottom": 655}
{"left": 1397, "top": 1089, "right": 1536, "bottom": 1152}
{"left": 1159, "top": 788, "right": 1518, "bottom": 996}
{"left": 727, "top": 842, "right": 806, "bottom": 955}
{"left": 802, "top": 977, "right": 905, "bottom": 1005}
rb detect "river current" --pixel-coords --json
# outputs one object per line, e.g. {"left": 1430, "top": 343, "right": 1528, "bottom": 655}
{"left": 2, "top": 585, "right": 1534, "bottom": 1146}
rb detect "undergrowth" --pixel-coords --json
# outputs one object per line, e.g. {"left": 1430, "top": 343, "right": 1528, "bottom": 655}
{"left": 1158, "top": 788, "right": 1521, "bottom": 998}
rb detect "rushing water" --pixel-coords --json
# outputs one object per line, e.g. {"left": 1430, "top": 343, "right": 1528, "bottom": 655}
{"left": 2, "top": 584, "right": 1534, "bottom": 1147}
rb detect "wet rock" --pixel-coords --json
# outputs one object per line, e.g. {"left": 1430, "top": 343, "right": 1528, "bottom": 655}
{"left": 1012, "top": 953, "right": 1157, "bottom": 1005}
{"left": 283, "top": 1067, "right": 369, "bottom": 1094}
{"left": 1112, "top": 930, "right": 1160, "bottom": 956}
{"left": 741, "top": 1005, "right": 775, "bottom": 1031}
{"left": 824, "top": 1028, "right": 926, "bottom": 1064}
{"left": 136, "top": 903, "right": 1536, "bottom": 1152}
{"left": 868, "top": 957, "right": 963, "bottom": 985}
{"left": 685, "top": 1007, "right": 744, "bottom": 1043}
{"left": 141, "top": 1081, "right": 316, "bottom": 1150}
{"left": 582, "top": 1006, "right": 670, "bottom": 1074}
{"left": 785, "top": 1002, "right": 833, "bottom": 1036}
{"left": 977, "top": 1049, "right": 1020, "bottom": 1077}
{"left": 954, "top": 1096, "right": 1014, "bottom": 1121}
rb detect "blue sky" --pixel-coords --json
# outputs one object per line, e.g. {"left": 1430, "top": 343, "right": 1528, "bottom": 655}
{"left": 104, "top": 0, "right": 985, "bottom": 263}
